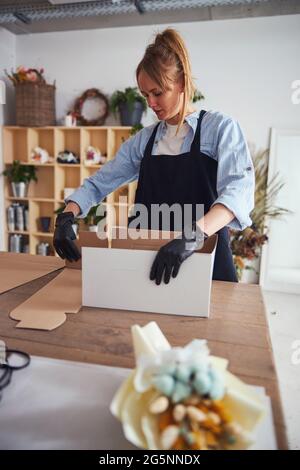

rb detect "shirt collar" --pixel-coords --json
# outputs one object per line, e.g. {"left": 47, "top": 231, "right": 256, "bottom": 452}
{"left": 160, "top": 110, "right": 199, "bottom": 131}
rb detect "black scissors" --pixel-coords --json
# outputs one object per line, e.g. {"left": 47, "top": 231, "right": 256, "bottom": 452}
{"left": 0, "top": 349, "right": 31, "bottom": 401}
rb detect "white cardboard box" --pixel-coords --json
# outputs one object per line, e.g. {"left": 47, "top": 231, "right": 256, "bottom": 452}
{"left": 82, "top": 233, "right": 217, "bottom": 317}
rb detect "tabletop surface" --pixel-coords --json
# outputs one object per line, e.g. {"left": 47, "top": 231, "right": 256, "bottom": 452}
{"left": 0, "top": 261, "right": 288, "bottom": 449}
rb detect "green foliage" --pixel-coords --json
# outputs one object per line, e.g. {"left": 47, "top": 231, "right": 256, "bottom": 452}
{"left": 83, "top": 204, "right": 106, "bottom": 226}
{"left": 192, "top": 89, "right": 205, "bottom": 103}
{"left": 130, "top": 124, "right": 144, "bottom": 136}
{"left": 3, "top": 160, "right": 37, "bottom": 183}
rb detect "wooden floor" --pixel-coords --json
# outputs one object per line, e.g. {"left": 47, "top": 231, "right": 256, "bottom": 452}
{"left": 0, "top": 268, "right": 288, "bottom": 449}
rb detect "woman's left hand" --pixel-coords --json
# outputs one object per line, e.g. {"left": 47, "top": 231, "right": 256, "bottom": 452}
{"left": 150, "top": 225, "right": 206, "bottom": 285}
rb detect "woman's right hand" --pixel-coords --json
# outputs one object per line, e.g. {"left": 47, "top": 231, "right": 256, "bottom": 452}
{"left": 53, "top": 211, "right": 81, "bottom": 262}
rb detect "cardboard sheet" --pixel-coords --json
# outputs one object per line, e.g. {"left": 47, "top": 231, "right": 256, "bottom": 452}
{"left": 9, "top": 269, "right": 81, "bottom": 331}
{"left": 7, "top": 232, "right": 106, "bottom": 331}
{"left": 0, "top": 252, "right": 64, "bottom": 295}
{"left": 82, "top": 235, "right": 217, "bottom": 317}
{"left": 0, "top": 355, "right": 277, "bottom": 450}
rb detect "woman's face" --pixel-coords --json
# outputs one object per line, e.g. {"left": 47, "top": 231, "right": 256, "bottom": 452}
{"left": 138, "top": 70, "right": 184, "bottom": 124}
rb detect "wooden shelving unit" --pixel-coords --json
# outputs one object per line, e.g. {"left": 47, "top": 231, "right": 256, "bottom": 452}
{"left": 2, "top": 126, "right": 137, "bottom": 256}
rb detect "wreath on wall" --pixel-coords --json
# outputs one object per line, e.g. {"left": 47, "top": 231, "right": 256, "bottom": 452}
{"left": 73, "top": 88, "right": 109, "bottom": 126}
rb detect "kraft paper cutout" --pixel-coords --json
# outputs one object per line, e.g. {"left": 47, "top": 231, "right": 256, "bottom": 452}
{"left": 9, "top": 268, "right": 81, "bottom": 331}
{"left": 0, "top": 252, "right": 64, "bottom": 295}
{"left": 7, "top": 231, "right": 106, "bottom": 331}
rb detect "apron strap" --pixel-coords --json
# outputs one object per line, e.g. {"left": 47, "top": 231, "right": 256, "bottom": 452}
{"left": 144, "top": 122, "right": 160, "bottom": 158}
{"left": 144, "top": 109, "right": 207, "bottom": 158}
{"left": 190, "top": 109, "right": 206, "bottom": 154}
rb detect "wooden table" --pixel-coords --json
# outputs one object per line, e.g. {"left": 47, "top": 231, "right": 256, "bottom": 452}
{"left": 0, "top": 264, "right": 288, "bottom": 449}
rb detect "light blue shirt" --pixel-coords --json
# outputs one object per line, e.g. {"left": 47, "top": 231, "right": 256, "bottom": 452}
{"left": 67, "top": 110, "right": 255, "bottom": 231}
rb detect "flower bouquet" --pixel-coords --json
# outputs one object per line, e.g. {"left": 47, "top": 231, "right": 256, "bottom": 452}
{"left": 110, "top": 322, "right": 266, "bottom": 450}
{"left": 5, "top": 66, "right": 46, "bottom": 85}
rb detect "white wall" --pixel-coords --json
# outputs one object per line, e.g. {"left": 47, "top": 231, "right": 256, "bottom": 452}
{"left": 0, "top": 27, "right": 16, "bottom": 250}
{"left": 14, "top": 14, "right": 300, "bottom": 148}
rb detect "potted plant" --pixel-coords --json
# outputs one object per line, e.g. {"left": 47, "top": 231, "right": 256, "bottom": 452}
{"left": 3, "top": 160, "right": 37, "bottom": 197}
{"left": 110, "top": 87, "right": 147, "bottom": 126}
{"left": 83, "top": 203, "right": 106, "bottom": 232}
{"left": 230, "top": 148, "right": 290, "bottom": 283}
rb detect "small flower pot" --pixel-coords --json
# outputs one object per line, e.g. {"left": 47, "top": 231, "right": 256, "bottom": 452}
{"left": 39, "top": 216, "right": 51, "bottom": 233}
{"left": 11, "top": 182, "right": 28, "bottom": 198}
{"left": 119, "top": 101, "right": 144, "bottom": 126}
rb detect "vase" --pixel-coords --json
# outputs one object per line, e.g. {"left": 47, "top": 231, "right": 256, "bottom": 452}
{"left": 39, "top": 216, "right": 51, "bottom": 233}
{"left": 11, "top": 182, "right": 28, "bottom": 198}
{"left": 119, "top": 101, "right": 144, "bottom": 126}
{"left": 240, "top": 257, "right": 261, "bottom": 284}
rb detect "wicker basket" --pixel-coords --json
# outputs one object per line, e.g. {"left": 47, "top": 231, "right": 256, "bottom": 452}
{"left": 15, "top": 82, "right": 56, "bottom": 127}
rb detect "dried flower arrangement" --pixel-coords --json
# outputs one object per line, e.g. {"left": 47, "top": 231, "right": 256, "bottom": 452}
{"left": 230, "top": 148, "right": 290, "bottom": 281}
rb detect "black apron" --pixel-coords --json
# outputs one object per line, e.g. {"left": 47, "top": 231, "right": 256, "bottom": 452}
{"left": 128, "top": 110, "right": 238, "bottom": 282}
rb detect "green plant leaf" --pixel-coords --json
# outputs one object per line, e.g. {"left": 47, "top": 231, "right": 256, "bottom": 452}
{"left": 2, "top": 160, "right": 37, "bottom": 183}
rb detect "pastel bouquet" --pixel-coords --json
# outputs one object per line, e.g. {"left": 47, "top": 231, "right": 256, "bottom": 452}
{"left": 110, "top": 322, "right": 266, "bottom": 450}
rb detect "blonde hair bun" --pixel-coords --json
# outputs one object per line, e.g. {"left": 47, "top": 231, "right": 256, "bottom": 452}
{"left": 136, "top": 28, "right": 196, "bottom": 130}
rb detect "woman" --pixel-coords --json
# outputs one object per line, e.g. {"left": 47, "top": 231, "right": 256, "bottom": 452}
{"left": 54, "top": 28, "right": 254, "bottom": 285}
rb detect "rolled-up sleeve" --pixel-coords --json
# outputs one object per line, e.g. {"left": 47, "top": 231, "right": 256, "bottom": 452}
{"left": 211, "top": 117, "right": 255, "bottom": 231}
{"left": 65, "top": 131, "right": 144, "bottom": 218}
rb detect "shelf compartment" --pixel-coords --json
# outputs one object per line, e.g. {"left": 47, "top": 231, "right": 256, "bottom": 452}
{"left": 31, "top": 234, "right": 55, "bottom": 256}
{"left": 81, "top": 128, "right": 108, "bottom": 163}
{"left": 54, "top": 128, "right": 81, "bottom": 162}
{"left": 27, "top": 166, "right": 55, "bottom": 199}
{"left": 108, "top": 128, "right": 131, "bottom": 161}
{"left": 5, "top": 199, "right": 29, "bottom": 233}
{"left": 55, "top": 165, "right": 81, "bottom": 201}
{"left": 3, "top": 128, "right": 29, "bottom": 163}
{"left": 7, "top": 233, "right": 30, "bottom": 254}
{"left": 29, "top": 200, "right": 55, "bottom": 234}
{"left": 28, "top": 128, "right": 55, "bottom": 162}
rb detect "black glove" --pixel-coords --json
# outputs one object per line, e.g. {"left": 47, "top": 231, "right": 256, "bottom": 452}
{"left": 150, "top": 224, "right": 208, "bottom": 285}
{"left": 53, "top": 212, "right": 81, "bottom": 262}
